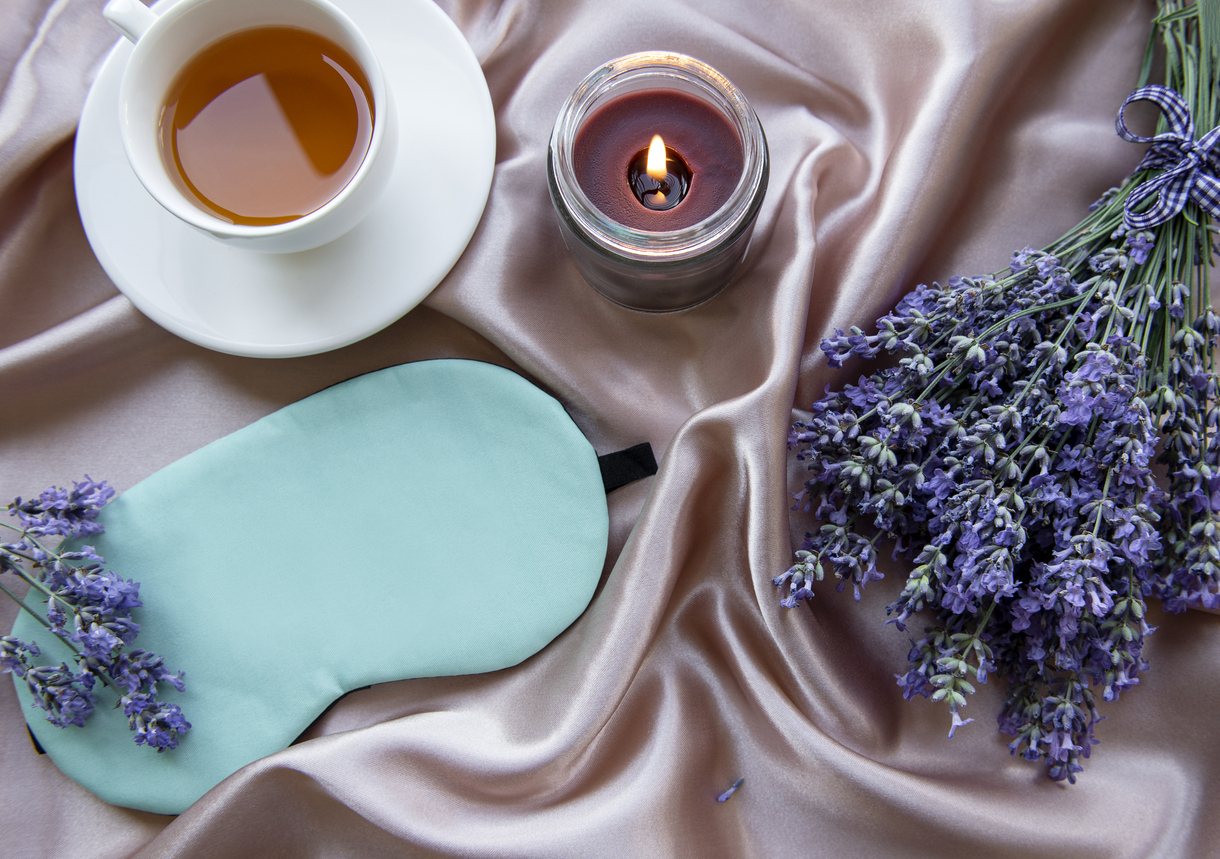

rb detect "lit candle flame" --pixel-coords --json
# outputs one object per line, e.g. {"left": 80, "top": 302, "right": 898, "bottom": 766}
{"left": 646, "top": 134, "right": 667, "bottom": 180}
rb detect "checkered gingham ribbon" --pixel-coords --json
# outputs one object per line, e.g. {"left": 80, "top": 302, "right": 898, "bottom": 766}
{"left": 1116, "top": 85, "right": 1220, "bottom": 230}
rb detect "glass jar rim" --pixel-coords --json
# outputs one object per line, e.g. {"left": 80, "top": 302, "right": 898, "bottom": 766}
{"left": 548, "top": 51, "right": 767, "bottom": 262}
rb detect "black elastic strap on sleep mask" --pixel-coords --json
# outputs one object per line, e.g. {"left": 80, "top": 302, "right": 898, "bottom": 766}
{"left": 598, "top": 443, "right": 658, "bottom": 492}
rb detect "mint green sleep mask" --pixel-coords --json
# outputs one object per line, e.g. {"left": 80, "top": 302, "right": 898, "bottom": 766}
{"left": 10, "top": 360, "right": 614, "bottom": 814}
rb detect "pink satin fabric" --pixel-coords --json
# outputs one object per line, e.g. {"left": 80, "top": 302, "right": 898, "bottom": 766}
{"left": 4, "top": 0, "right": 1219, "bottom": 856}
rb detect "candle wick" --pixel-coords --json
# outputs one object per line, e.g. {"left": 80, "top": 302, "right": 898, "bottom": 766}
{"left": 627, "top": 143, "right": 691, "bottom": 211}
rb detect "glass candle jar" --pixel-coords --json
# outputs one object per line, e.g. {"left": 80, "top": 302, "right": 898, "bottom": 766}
{"left": 547, "top": 52, "right": 769, "bottom": 312}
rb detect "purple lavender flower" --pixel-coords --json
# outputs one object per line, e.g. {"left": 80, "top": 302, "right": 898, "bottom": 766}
{"left": 1126, "top": 231, "right": 1154, "bottom": 265}
{"left": 23, "top": 663, "right": 97, "bottom": 728}
{"left": 122, "top": 693, "right": 191, "bottom": 751}
{"left": 783, "top": 203, "right": 1217, "bottom": 782}
{"left": 113, "top": 649, "right": 186, "bottom": 695}
{"left": 3, "top": 478, "right": 190, "bottom": 750}
{"left": 0, "top": 635, "right": 39, "bottom": 674}
{"left": 947, "top": 709, "right": 974, "bottom": 739}
{"left": 9, "top": 477, "right": 115, "bottom": 538}
{"left": 716, "top": 777, "right": 745, "bottom": 803}
{"left": 1010, "top": 247, "right": 1036, "bottom": 274}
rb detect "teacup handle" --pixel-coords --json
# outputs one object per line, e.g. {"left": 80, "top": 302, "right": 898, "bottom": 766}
{"left": 103, "top": 0, "right": 159, "bottom": 43}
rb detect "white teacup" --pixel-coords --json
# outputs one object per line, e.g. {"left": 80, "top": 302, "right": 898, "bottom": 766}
{"left": 104, "top": 0, "right": 397, "bottom": 254}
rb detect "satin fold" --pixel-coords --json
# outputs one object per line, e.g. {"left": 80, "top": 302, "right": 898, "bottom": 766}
{"left": 4, "top": 0, "right": 1219, "bottom": 857}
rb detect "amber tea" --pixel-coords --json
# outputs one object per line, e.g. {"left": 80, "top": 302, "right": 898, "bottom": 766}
{"left": 159, "top": 26, "right": 375, "bottom": 226}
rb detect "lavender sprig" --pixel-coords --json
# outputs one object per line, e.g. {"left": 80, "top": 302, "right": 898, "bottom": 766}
{"left": 779, "top": 0, "right": 1220, "bottom": 782}
{"left": 1, "top": 478, "right": 189, "bottom": 751}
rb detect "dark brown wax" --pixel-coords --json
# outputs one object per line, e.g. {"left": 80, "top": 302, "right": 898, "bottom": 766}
{"left": 573, "top": 89, "right": 743, "bottom": 231}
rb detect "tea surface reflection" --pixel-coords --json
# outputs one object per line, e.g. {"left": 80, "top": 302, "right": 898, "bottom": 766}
{"left": 159, "top": 26, "right": 374, "bottom": 225}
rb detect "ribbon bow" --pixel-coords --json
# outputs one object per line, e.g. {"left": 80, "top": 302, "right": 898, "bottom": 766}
{"left": 1116, "top": 85, "right": 1220, "bottom": 230}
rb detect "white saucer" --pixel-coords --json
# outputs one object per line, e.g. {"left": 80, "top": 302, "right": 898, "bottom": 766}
{"left": 75, "top": 0, "right": 495, "bottom": 358}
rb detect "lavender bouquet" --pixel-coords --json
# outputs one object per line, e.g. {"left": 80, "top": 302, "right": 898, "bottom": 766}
{"left": 777, "top": 0, "right": 1220, "bottom": 782}
{"left": 0, "top": 478, "right": 189, "bottom": 751}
